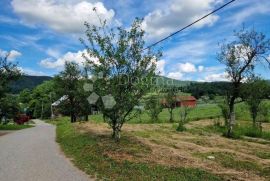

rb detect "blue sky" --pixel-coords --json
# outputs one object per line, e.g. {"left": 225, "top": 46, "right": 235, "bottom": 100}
{"left": 0, "top": 0, "right": 270, "bottom": 81}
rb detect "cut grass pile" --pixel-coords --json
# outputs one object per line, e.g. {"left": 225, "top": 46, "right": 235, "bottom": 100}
{"left": 55, "top": 118, "right": 223, "bottom": 181}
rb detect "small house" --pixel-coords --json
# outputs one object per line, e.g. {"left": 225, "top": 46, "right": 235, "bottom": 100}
{"left": 161, "top": 96, "right": 197, "bottom": 108}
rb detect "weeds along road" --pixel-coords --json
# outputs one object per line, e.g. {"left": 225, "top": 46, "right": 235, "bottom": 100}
{"left": 0, "top": 119, "right": 92, "bottom": 181}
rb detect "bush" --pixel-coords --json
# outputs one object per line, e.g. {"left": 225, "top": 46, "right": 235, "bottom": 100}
{"left": 14, "top": 114, "right": 30, "bottom": 125}
{"left": 176, "top": 122, "right": 186, "bottom": 132}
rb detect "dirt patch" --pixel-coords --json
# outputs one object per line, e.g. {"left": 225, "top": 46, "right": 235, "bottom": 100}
{"left": 262, "top": 122, "right": 270, "bottom": 131}
{"left": 0, "top": 131, "right": 11, "bottom": 136}
{"left": 75, "top": 120, "right": 270, "bottom": 181}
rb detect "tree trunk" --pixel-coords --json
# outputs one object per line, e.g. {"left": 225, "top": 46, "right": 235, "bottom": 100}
{"left": 227, "top": 97, "right": 236, "bottom": 138}
{"left": 169, "top": 108, "right": 173, "bottom": 122}
{"left": 84, "top": 115, "right": 88, "bottom": 122}
{"left": 252, "top": 112, "right": 257, "bottom": 128}
{"left": 112, "top": 126, "right": 121, "bottom": 142}
{"left": 71, "top": 113, "right": 76, "bottom": 123}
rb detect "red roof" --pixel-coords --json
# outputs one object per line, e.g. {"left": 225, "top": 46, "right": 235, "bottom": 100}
{"left": 160, "top": 96, "right": 196, "bottom": 104}
{"left": 176, "top": 96, "right": 196, "bottom": 101}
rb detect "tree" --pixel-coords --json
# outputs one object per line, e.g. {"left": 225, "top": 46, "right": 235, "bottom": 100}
{"left": 0, "top": 52, "right": 21, "bottom": 99}
{"left": 54, "top": 62, "right": 81, "bottom": 123}
{"left": 242, "top": 78, "right": 269, "bottom": 128}
{"left": 0, "top": 52, "right": 21, "bottom": 121}
{"left": 258, "top": 102, "right": 270, "bottom": 124}
{"left": 76, "top": 79, "right": 92, "bottom": 122}
{"left": 19, "top": 89, "right": 32, "bottom": 104}
{"left": 145, "top": 95, "right": 162, "bottom": 122}
{"left": 218, "top": 101, "right": 230, "bottom": 127}
{"left": 218, "top": 28, "right": 270, "bottom": 137}
{"left": 0, "top": 94, "right": 20, "bottom": 124}
{"left": 28, "top": 80, "right": 56, "bottom": 119}
{"left": 177, "top": 105, "right": 192, "bottom": 132}
{"left": 165, "top": 88, "right": 177, "bottom": 122}
{"left": 81, "top": 17, "right": 161, "bottom": 141}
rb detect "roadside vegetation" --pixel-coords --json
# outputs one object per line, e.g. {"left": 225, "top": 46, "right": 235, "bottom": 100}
{"left": 0, "top": 124, "right": 33, "bottom": 130}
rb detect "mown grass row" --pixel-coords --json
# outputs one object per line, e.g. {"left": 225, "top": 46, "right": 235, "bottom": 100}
{"left": 194, "top": 152, "right": 270, "bottom": 178}
{"left": 55, "top": 118, "right": 224, "bottom": 181}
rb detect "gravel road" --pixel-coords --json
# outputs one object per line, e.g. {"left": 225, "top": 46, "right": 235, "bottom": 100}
{"left": 0, "top": 120, "right": 92, "bottom": 181}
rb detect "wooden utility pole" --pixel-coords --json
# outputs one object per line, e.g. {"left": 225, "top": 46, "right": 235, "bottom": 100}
{"left": 41, "top": 99, "right": 44, "bottom": 120}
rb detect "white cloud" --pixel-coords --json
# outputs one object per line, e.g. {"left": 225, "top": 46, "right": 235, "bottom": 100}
{"left": 167, "top": 72, "right": 183, "bottom": 80}
{"left": 39, "top": 49, "right": 97, "bottom": 70}
{"left": 178, "top": 62, "right": 196, "bottom": 73}
{"left": 0, "top": 15, "right": 19, "bottom": 25}
{"left": 9, "top": 50, "right": 22, "bottom": 61}
{"left": 155, "top": 59, "right": 166, "bottom": 75}
{"left": 198, "top": 65, "right": 204, "bottom": 72}
{"left": 165, "top": 62, "right": 204, "bottom": 80}
{"left": 19, "top": 67, "right": 47, "bottom": 76}
{"left": 142, "top": 0, "right": 220, "bottom": 40}
{"left": 227, "top": 1, "right": 270, "bottom": 25}
{"left": 46, "top": 48, "right": 61, "bottom": 58}
{"left": 0, "top": 49, "right": 22, "bottom": 61}
{"left": 200, "top": 72, "right": 228, "bottom": 82}
{"left": 196, "top": 65, "right": 228, "bottom": 82}
{"left": 12, "top": 0, "right": 115, "bottom": 34}
{"left": 164, "top": 40, "right": 211, "bottom": 64}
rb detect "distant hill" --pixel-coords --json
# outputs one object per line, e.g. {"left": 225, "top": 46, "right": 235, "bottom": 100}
{"left": 10, "top": 75, "right": 52, "bottom": 94}
{"left": 155, "top": 76, "right": 193, "bottom": 87}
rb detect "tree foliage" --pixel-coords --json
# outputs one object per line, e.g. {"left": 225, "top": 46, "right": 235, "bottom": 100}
{"left": 145, "top": 95, "right": 162, "bottom": 122}
{"left": 242, "top": 78, "right": 270, "bottom": 128}
{"left": 218, "top": 27, "right": 270, "bottom": 137}
{"left": 177, "top": 105, "right": 192, "bottom": 132}
{"left": 54, "top": 62, "right": 82, "bottom": 122}
{"left": 81, "top": 17, "right": 161, "bottom": 141}
{"left": 0, "top": 52, "right": 21, "bottom": 121}
{"left": 0, "top": 94, "right": 20, "bottom": 124}
{"left": 165, "top": 88, "right": 177, "bottom": 122}
{"left": 0, "top": 52, "right": 21, "bottom": 98}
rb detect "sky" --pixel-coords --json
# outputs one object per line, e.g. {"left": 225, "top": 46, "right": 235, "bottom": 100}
{"left": 0, "top": 0, "right": 270, "bottom": 81}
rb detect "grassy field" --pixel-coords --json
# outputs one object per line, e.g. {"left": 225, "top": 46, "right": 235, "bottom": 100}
{"left": 55, "top": 118, "right": 223, "bottom": 181}
{"left": 52, "top": 101, "right": 270, "bottom": 180}
{"left": 53, "top": 117, "right": 270, "bottom": 181}
{"left": 90, "top": 102, "right": 266, "bottom": 124}
{"left": 0, "top": 124, "right": 33, "bottom": 130}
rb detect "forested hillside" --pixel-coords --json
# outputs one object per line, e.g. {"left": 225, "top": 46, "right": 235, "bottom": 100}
{"left": 9, "top": 75, "right": 52, "bottom": 94}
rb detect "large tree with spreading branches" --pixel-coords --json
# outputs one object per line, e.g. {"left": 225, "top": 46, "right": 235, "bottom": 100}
{"left": 81, "top": 16, "right": 161, "bottom": 141}
{"left": 218, "top": 27, "right": 270, "bottom": 137}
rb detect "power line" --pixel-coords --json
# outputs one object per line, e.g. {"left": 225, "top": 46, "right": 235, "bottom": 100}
{"left": 143, "top": 0, "right": 237, "bottom": 50}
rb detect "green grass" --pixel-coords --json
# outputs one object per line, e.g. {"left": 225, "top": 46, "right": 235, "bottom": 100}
{"left": 91, "top": 101, "right": 270, "bottom": 124}
{"left": 0, "top": 124, "right": 33, "bottom": 130}
{"left": 255, "top": 151, "right": 270, "bottom": 159}
{"left": 55, "top": 118, "right": 224, "bottom": 181}
{"left": 194, "top": 152, "right": 266, "bottom": 175}
{"left": 91, "top": 103, "right": 222, "bottom": 124}
{"left": 197, "top": 123, "right": 270, "bottom": 141}
{"left": 195, "top": 152, "right": 270, "bottom": 178}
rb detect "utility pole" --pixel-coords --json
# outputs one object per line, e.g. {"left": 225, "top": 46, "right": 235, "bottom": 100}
{"left": 41, "top": 98, "right": 44, "bottom": 120}
{"left": 50, "top": 92, "right": 55, "bottom": 119}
